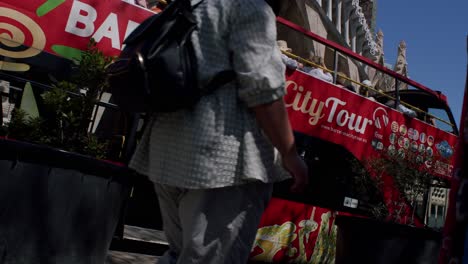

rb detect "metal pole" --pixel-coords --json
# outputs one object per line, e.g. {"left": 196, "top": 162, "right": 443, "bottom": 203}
{"left": 394, "top": 78, "right": 400, "bottom": 109}
{"left": 333, "top": 49, "right": 339, "bottom": 84}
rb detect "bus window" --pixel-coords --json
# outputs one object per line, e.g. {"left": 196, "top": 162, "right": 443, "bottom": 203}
{"left": 428, "top": 108, "right": 455, "bottom": 133}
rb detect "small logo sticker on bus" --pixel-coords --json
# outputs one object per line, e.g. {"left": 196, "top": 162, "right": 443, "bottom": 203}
{"left": 427, "top": 136, "right": 434, "bottom": 146}
{"left": 426, "top": 147, "right": 434, "bottom": 157}
{"left": 420, "top": 133, "right": 426, "bottom": 144}
{"left": 398, "top": 148, "right": 406, "bottom": 158}
{"left": 377, "top": 142, "right": 384, "bottom": 150}
{"left": 399, "top": 125, "right": 407, "bottom": 136}
{"left": 398, "top": 137, "right": 405, "bottom": 148}
{"left": 408, "top": 128, "right": 414, "bottom": 139}
{"left": 403, "top": 138, "right": 410, "bottom": 149}
{"left": 391, "top": 121, "right": 399, "bottom": 133}
{"left": 413, "top": 129, "right": 419, "bottom": 141}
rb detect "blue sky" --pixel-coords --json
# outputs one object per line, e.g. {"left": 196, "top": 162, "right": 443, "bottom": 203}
{"left": 376, "top": 0, "right": 467, "bottom": 128}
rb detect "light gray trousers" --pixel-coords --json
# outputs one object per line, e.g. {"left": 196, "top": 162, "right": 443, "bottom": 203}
{"left": 154, "top": 181, "right": 273, "bottom": 264}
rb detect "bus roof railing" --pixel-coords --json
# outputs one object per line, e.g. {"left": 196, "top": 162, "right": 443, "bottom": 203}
{"left": 276, "top": 17, "right": 448, "bottom": 105}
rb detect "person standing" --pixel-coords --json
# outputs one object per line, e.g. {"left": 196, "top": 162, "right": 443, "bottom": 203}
{"left": 277, "top": 40, "right": 303, "bottom": 70}
{"left": 336, "top": 71, "right": 356, "bottom": 92}
{"left": 307, "top": 56, "right": 333, "bottom": 83}
{"left": 129, "top": 0, "right": 308, "bottom": 263}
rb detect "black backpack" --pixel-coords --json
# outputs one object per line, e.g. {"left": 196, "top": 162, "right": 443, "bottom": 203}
{"left": 106, "top": 0, "right": 234, "bottom": 113}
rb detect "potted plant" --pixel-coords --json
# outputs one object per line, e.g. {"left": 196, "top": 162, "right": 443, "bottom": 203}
{"left": 334, "top": 150, "right": 446, "bottom": 264}
{"left": 0, "top": 40, "right": 132, "bottom": 264}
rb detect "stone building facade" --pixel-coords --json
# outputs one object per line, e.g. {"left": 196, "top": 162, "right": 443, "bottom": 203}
{"left": 276, "top": 0, "right": 378, "bottom": 85}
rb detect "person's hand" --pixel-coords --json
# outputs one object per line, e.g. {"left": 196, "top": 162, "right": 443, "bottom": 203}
{"left": 298, "top": 63, "right": 304, "bottom": 69}
{"left": 282, "top": 149, "right": 308, "bottom": 193}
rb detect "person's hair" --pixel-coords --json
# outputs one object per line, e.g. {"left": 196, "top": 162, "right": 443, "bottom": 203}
{"left": 336, "top": 72, "right": 348, "bottom": 85}
{"left": 311, "top": 56, "right": 326, "bottom": 69}
{"left": 362, "top": 80, "right": 372, "bottom": 87}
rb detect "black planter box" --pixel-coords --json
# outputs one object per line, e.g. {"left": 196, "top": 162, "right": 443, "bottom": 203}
{"left": 0, "top": 138, "right": 132, "bottom": 264}
{"left": 335, "top": 215, "right": 441, "bottom": 264}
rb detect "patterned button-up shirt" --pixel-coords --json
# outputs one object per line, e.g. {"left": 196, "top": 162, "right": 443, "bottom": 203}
{"left": 129, "top": 0, "right": 290, "bottom": 189}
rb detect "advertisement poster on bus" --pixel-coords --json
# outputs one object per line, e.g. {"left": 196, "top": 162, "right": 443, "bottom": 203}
{"left": 0, "top": 0, "right": 153, "bottom": 62}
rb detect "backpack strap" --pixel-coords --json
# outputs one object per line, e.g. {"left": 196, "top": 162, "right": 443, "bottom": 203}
{"left": 181, "top": 0, "right": 233, "bottom": 95}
